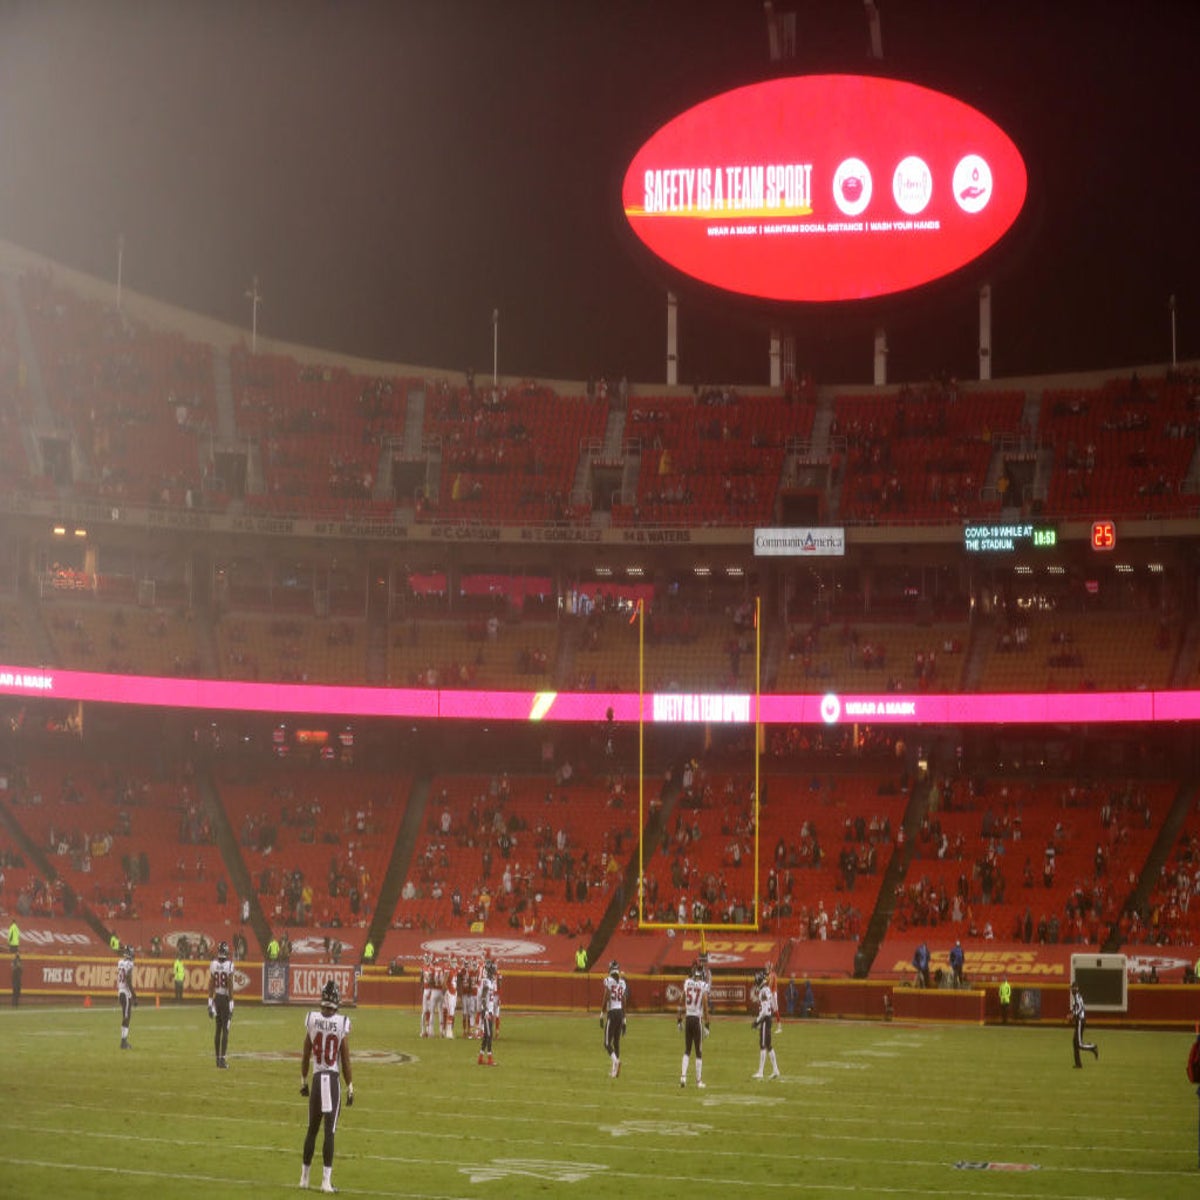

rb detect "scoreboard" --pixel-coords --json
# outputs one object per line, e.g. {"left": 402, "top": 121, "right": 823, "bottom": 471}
{"left": 963, "top": 523, "right": 1057, "bottom": 553}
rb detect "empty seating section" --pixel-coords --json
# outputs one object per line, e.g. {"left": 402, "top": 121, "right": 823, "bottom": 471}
{"left": 0, "top": 303, "right": 33, "bottom": 486}
{"left": 760, "top": 772, "right": 907, "bottom": 940}
{"left": 774, "top": 621, "right": 969, "bottom": 693}
{"left": 393, "top": 774, "right": 627, "bottom": 936}
{"left": 1, "top": 758, "right": 226, "bottom": 927}
{"left": 422, "top": 382, "right": 605, "bottom": 522}
{"left": 217, "top": 613, "right": 367, "bottom": 684}
{"left": 11, "top": 261, "right": 1197, "bottom": 530}
{"left": 20, "top": 271, "right": 216, "bottom": 505}
{"left": 974, "top": 613, "right": 1177, "bottom": 692}
{"left": 0, "top": 820, "right": 41, "bottom": 917}
{"left": 572, "top": 604, "right": 758, "bottom": 693}
{"left": 231, "top": 347, "right": 408, "bottom": 518}
{"left": 1041, "top": 376, "right": 1197, "bottom": 515}
{"left": 641, "top": 770, "right": 758, "bottom": 925}
{"left": 218, "top": 768, "right": 408, "bottom": 930}
{"left": 640, "top": 767, "right": 904, "bottom": 941}
{"left": 613, "top": 393, "right": 815, "bottom": 527}
{"left": 43, "top": 601, "right": 204, "bottom": 677}
{"left": 0, "top": 596, "right": 42, "bottom": 666}
{"left": 836, "top": 387, "right": 1025, "bottom": 521}
{"left": 896, "top": 776, "right": 1176, "bottom": 947}
{"left": 389, "top": 617, "right": 556, "bottom": 689}
{"left": 1144, "top": 798, "right": 1200, "bottom": 944}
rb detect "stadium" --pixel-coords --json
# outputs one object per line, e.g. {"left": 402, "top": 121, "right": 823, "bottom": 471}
{"left": 2, "top": 3, "right": 1200, "bottom": 1197}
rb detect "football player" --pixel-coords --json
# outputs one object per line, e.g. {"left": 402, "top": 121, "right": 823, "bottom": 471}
{"left": 750, "top": 968, "right": 781, "bottom": 1080}
{"left": 116, "top": 944, "right": 137, "bottom": 1050}
{"left": 208, "top": 940, "right": 236, "bottom": 1068}
{"left": 477, "top": 960, "right": 498, "bottom": 1066}
{"left": 442, "top": 959, "right": 459, "bottom": 1038}
{"left": 299, "top": 979, "right": 354, "bottom": 1194}
{"left": 461, "top": 958, "right": 478, "bottom": 1038}
{"left": 677, "top": 961, "right": 710, "bottom": 1088}
{"left": 419, "top": 954, "right": 434, "bottom": 1037}
{"left": 430, "top": 958, "right": 446, "bottom": 1037}
{"left": 600, "top": 960, "right": 628, "bottom": 1077}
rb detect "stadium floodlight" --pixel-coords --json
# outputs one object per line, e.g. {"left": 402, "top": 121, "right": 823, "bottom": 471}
{"left": 492, "top": 307, "right": 499, "bottom": 389}
{"left": 245, "top": 274, "right": 263, "bottom": 353}
{"left": 116, "top": 234, "right": 125, "bottom": 312}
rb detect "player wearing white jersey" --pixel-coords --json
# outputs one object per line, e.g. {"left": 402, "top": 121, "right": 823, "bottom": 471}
{"left": 750, "top": 969, "right": 781, "bottom": 1080}
{"left": 300, "top": 979, "right": 354, "bottom": 1194}
{"left": 677, "top": 962, "right": 711, "bottom": 1088}
{"left": 600, "top": 961, "right": 628, "bottom": 1077}
{"left": 207, "top": 941, "right": 236, "bottom": 1069}
{"left": 116, "top": 945, "right": 137, "bottom": 1049}
{"left": 477, "top": 960, "right": 498, "bottom": 1065}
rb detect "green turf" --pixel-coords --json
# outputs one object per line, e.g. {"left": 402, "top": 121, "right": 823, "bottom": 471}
{"left": 3, "top": 1002, "right": 1199, "bottom": 1198}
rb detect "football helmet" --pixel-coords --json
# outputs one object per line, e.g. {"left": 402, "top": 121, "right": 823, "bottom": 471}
{"left": 754, "top": 969, "right": 766, "bottom": 989}
{"left": 609, "top": 960, "right": 620, "bottom": 979}
{"left": 691, "top": 961, "right": 704, "bottom": 980}
{"left": 485, "top": 960, "right": 497, "bottom": 978}
{"left": 217, "top": 941, "right": 230, "bottom": 960}
{"left": 123, "top": 944, "right": 134, "bottom": 959}
{"left": 321, "top": 979, "right": 340, "bottom": 1010}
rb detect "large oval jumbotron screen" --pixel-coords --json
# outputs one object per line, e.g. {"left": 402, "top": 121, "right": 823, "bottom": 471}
{"left": 622, "top": 75, "right": 1027, "bottom": 303}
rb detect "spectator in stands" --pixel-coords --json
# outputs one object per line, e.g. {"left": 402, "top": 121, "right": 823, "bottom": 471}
{"left": 949, "top": 940, "right": 965, "bottom": 987}
{"left": 912, "top": 941, "right": 930, "bottom": 988}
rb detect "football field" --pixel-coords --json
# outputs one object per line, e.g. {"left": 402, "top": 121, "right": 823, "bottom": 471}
{"left": 3, "top": 1001, "right": 1199, "bottom": 1198}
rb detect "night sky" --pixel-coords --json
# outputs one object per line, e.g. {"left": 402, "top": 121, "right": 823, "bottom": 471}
{"left": 0, "top": 0, "right": 1195, "bottom": 388}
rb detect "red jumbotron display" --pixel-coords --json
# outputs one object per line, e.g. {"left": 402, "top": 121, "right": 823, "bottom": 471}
{"left": 622, "top": 74, "right": 1027, "bottom": 302}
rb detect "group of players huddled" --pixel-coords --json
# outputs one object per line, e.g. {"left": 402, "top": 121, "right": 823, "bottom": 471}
{"left": 419, "top": 953, "right": 501, "bottom": 1064}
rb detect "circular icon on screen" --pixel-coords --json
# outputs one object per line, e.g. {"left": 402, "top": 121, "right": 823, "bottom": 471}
{"left": 832, "top": 158, "right": 872, "bottom": 216}
{"left": 953, "top": 154, "right": 993, "bottom": 213}
{"left": 892, "top": 155, "right": 932, "bottom": 215}
{"left": 820, "top": 693, "right": 841, "bottom": 725}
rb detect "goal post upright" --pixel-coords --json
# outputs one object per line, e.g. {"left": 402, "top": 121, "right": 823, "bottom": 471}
{"left": 637, "top": 596, "right": 646, "bottom": 926}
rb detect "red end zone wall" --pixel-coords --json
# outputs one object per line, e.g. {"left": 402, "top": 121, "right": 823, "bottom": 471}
{"left": 6, "top": 955, "right": 1199, "bottom": 1027}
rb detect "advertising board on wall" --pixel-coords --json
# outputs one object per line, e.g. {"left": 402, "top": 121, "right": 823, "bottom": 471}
{"left": 754, "top": 527, "right": 846, "bottom": 557}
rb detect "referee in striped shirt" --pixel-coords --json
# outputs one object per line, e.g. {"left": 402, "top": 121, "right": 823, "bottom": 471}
{"left": 1068, "top": 982, "right": 1099, "bottom": 1068}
